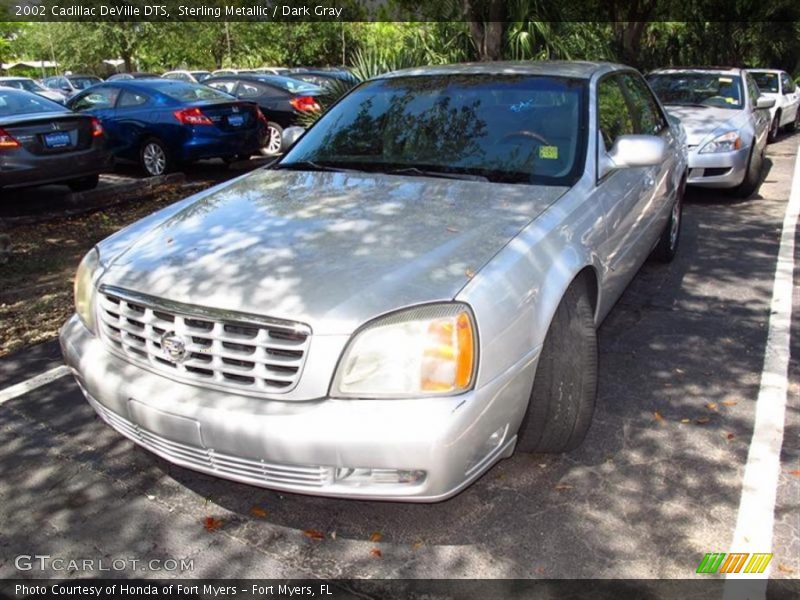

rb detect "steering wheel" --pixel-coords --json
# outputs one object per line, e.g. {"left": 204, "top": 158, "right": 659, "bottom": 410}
{"left": 498, "top": 130, "right": 551, "bottom": 146}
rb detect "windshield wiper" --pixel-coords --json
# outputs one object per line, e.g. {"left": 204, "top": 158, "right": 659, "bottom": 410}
{"left": 273, "top": 160, "right": 364, "bottom": 173}
{"left": 385, "top": 167, "right": 489, "bottom": 182}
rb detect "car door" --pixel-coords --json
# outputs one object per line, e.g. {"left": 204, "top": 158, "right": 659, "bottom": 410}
{"left": 113, "top": 89, "right": 153, "bottom": 160}
{"left": 593, "top": 74, "right": 651, "bottom": 301}
{"left": 745, "top": 73, "right": 770, "bottom": 150}
{"left": 779, "top": 72, "right": 800, "bottom": 125}
{"left": 69, "top": 86, "right": 123, "bottom": 152}
{"left": 618, "top": 72, "right": 678, "bottom": 245}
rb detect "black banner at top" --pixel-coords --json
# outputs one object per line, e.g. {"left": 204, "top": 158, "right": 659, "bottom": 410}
{"left": 2, "top": 0, "right": 800, "bottom": 22}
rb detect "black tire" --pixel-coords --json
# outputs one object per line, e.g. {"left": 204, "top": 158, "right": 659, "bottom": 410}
{"left": 730, "top": 144, "right": 763, "bottom": 199}
{"left": 139, "top": 138, "right": 172, "bottom": 177}
{"left": 651, "top": 176, "right": 684, "bottom": 263}
{"left": 67, "top": 174, "right": 99, "bottom": 192}
{"left": 788, "top": 109, "right": 799, "bottom": 133}
{"left": 516, "top": 279, "right": 598, "bottom": 454}
{"left": 767, "top": 113, "right": 780, "bottom": 143}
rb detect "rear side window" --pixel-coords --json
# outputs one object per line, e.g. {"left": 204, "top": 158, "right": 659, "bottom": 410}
{"left": 597, "top": 77, "right": 635, "bottom": 150}
{"left": 618, "top": 73, "right": 667, "bottom": 135}
{"left": 780, "top": 73, "right": 795, "bottom": 94}
{"left": 237, "top": 82, "right": 263, "bottom": 98}
{"left": 71, "top": 87, "right": 120, "bottom": 111}
{"left": 118, "top": 90, "right": 149, "bottom": 108}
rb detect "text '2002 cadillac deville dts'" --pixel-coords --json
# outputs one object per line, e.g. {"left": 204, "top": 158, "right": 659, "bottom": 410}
{"left": 61, "top": 61, "right": 688, "bottom": 501}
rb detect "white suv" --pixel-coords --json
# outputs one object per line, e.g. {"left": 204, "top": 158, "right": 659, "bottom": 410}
{"left": 747, "top": 69, "right": 800, "bottom": 142}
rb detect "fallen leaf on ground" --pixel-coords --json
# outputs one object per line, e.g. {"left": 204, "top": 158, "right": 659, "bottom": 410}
{"left": 680, "top": 418, "right": 691, "bottom": 424}
{"left": 706, "top": 402, "right": 718, "bottom": 411}
{"left": 721, "top": 400, "right": 738, "bottom": 406}
{"left": 695, "top": 416, "right": 711, "bottom": 425}
{"left": 725, "top": 433, "right": 736, "bottom": 441}
{"left": 446, "top": 227, "right": 459, "bottom": 233}
{"left": 369, "top": 532, "right": 383, "bottom": 542}
{"left": 203, "top": 517, "right": 223, "bottom": 532}
{"left": 788, "top": 470, "right": 800, "bottom": 477}
{"left": 370, "top": 548, "right": 382, "bottom": 558}
{"left": 249, "top": 506, "right": 268, "bottom": 518}
{"left": 412, "top": 541, "right": 424, "bottom": 551}
{"left": 554, "top": 484, "right": 573, "bottom": 492}
{"left": 778, "top": 563, "right": 795, "bottom": 574}
{"left": 653, "top": 411, "right": 665, "bottom": 422}
{"left": 303, "top": 529, "right": 325, "bottom": 541}
{"left": 330, "top": 531, "right": 337, "bottom": 540}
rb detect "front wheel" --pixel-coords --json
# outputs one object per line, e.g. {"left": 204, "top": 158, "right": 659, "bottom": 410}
{"left": 767, "top": 114, "right": 780, "bottom": 143}
{"left": 651, "top": 177, "right": 684, "bottom": 263}
{"left": 140, "top": 138, "right": 171, "bottom": 177}
{"left": 730, "top": 145, "right": 763, "bottom": 199}
{"left": 516, "top": 279, "right": 598, "bottom": 454}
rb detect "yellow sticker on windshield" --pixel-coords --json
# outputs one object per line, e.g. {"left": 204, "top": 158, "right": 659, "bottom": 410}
{"left": 725, "top": 97, "right": 735, "bottom": 104}
{"left": 719, "top": 77, "right": 733, "bottom": 83}
{"left": 539, "top": 146, "right": 559, "bottom": 160}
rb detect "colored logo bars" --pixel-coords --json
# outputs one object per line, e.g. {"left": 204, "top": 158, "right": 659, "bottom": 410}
{"left": 697, "top": 553, "right": 773, "bottom": 574}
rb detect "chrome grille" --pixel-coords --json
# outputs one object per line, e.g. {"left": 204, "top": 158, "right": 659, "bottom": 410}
{"left": 85, "top": 393, "right": 333, "bottom": 488}
{"left": 97, "top": 286, "right": 310, "bottom": 395}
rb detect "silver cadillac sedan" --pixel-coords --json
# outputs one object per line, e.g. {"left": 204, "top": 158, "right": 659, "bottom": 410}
{"left": 61, "top": 62, "right": 687, "bottom": 502}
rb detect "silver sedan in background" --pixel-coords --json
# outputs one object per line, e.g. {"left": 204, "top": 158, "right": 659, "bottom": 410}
{"left": 647, "top": 67, "right": 773, "bottom": 197}
{"left": 61, "top": 61, "right": 687, "bottom": 502}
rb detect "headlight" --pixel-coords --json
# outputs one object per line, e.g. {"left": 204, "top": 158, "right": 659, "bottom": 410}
{"left": 699, "top": 131, "right": 743, "bottom": 153}
{"left": 74, "top": 248, "right": 100, "bottom": 333}
{"left": 332, "top": 304, "right": 477, "bottom": 398}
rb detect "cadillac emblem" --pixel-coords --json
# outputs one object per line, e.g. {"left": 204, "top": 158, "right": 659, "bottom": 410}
{"left": 160, "top": 332, "right": 188, "bottom": 363}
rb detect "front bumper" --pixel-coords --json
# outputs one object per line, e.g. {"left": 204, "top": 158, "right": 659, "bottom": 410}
{"left": 686, "top": 145, "right": 750, "bottom": 188}
{"left": 60, "top": 315, "right": 534, "bottom": 502}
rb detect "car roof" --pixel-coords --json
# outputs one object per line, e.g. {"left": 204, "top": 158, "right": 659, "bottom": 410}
{"left": 0, "top": 76, "right": 30, "bottom": 81}
{"left": 747, "top": 69, "right": 784, "bottom": 74}
{"left": 379, "top": 61, "right": 628, "bottom": 80}
{"left": 649, "top": 66, "right": 742, "bottom": 76}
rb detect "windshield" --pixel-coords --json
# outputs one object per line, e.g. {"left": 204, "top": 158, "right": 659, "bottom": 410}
{"left": 147, "top": 80, "right": 233, "bottom": 102}
{"left": 646, "top": 73, "right": 744, "bottom": 109}
{"left": 750, "top": 72, "right": 779, "bottom": 93}
{"left": 70, "top": 77, "right": 101, "bottom": 90}
{"left": 281, "top": 74, "right": 587, "bottom": 185}
{"left": 0, "top": 89, "right": 66, "bottom": 116}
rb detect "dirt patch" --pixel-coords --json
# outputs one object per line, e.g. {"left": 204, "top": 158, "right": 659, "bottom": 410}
{"left": 0, "top": 181, "right": 212, "bottom": 357}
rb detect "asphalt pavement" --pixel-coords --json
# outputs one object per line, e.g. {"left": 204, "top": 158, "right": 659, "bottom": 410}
{"left": 0, "top": 134, "right": 798, "bottom": 586}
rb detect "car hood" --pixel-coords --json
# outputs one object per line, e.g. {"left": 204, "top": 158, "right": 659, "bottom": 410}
{"left": 664, "top": 105, "right": 749, "bottom": 146}
{"left": 101, "top": 169, "right": 566, "bottom": 334}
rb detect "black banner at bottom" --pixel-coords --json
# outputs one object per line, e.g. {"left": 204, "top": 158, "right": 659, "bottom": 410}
{"left": 1, "top": 579, "right": 799, "bottom": 600}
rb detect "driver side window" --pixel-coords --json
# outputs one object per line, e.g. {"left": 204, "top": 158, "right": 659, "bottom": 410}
{"left": 597, "top": 77, "right": 635, "bottom": 151}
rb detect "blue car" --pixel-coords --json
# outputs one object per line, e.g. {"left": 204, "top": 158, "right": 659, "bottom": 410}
{"left": 67, "top": 80, "right": 266, "bottom": 176}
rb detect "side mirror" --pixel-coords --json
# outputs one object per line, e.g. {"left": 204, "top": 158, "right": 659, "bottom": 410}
{"left": 281, "top": 126, "right": 305, "bottom": 153}
{"left": 599, "top": 134, "right": 667, "bottom": 179}
{"left": 756, "top": 96, "right": 776, "bottom": 110}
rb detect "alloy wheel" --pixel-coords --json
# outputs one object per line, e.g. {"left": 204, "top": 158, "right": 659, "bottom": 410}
{"left": 264, "top": 126, "right": 282, "bottom": 156}
{"left": 143, "top": 142, "right": 167, "bottom": 176}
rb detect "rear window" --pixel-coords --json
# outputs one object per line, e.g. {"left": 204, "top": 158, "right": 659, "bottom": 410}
{"left": 257, "top": 75, "right": 321, "bottom": 94}
{"left": 70, "top": 77, "right": 101, "bottom": 90}
{"left": 0, "top": 90, "right": 66, "bottom": 116}
{"left": 146, "top": 80, "right": 233, "bottom": 102}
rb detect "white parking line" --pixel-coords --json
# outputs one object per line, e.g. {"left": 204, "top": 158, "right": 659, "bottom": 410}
{"left": 724, "top": 144, "right": 800, "bottom": 595}
{"left": 0, "top": 365, "right": 70, "bottom": 406}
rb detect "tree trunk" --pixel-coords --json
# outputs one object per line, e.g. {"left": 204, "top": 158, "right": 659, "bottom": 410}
{"left": 463, "top": 0, "right": 506, "bottom": 61}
